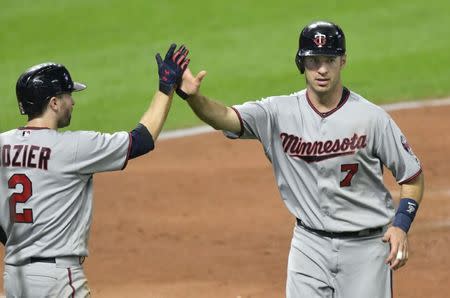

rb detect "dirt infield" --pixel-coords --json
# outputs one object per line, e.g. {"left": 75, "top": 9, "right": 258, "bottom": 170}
{"left": 1, "top": 103, "right": 449, "bottom": 297}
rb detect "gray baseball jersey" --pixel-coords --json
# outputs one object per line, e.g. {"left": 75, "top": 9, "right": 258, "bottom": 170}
{"left": 0, "top": 127, "right": 130, "bottom": 265}
{"left": 225, "top": 88, "right": 422, "bottom": 232}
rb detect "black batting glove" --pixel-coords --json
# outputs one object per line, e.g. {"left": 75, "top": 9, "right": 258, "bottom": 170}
{"left": 155, "top": 44, "right": 190, "bottom": 95}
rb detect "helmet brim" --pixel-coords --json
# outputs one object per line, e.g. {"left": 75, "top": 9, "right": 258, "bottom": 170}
{"left": 73, "top": 82, "right": 87, "bottom": 92}
{"left": 299, "top": 50, "right": 344, "bottom": 57}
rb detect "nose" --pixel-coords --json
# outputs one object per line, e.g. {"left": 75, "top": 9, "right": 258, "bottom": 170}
{"left": 317, "top": 62, "right": 328, "bottom": 75}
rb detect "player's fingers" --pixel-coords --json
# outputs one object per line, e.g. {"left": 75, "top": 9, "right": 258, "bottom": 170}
{"left": 155, "top": 53, "right": 163, "bottom": 66}
{"left": 172, "top": 45, "right": 185, "bottom": 62}
{"left": 177, "top": 49, "right": 189, "bottom": 65}
{"left": 181, "top": 59, "right": 190, "bottom": 71}
{"left": 391, "top": 243, "right": 405, "bottom": 270}
{"left": 196, "top": 70, "right": 207, "bottom": 83}
{"left": 395, "top": 254, "right": 407, "bottom": 270}
{"left": 385, "top": 242, "right": 398, "bottom": 264}
{"left": 381, "top": 231, "right": 390, "bottom": 243}
{"left": 165, "top": 44, "right": 177, "bottom": 60}
{"left": 399, "top": 242, "right": 409, "bottom": 269}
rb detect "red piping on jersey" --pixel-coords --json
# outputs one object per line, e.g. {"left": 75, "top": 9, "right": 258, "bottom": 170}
{"left": 121, "top": 132, "right": 132, "bottom": 170}
{"left": 399, "top": 168, "right": 422, "bottom": 185}
{"left": 231, "top": 107, "right": 244, "bottom": 137}
{"left": 67, "top": 268, "right": 75, "bottom": 298}
{"left": 18, "top": 127, "right": 50, "bottom": 130}
{"left": 306, "top": 87, "right": 350, "bottom": 118}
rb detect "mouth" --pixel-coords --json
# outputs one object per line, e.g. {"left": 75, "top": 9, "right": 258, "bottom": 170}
{"left": 315, "top": 78, "right": 330, "bottom": 87}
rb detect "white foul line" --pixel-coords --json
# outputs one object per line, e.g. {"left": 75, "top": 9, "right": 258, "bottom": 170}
{"left": 160, "top": 97, "right": 450, "bottom": 140}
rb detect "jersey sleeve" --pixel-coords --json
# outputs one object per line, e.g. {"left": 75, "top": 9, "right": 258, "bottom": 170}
{"left": 374, "top": 114, "right": 422, "bottom": 184}
{"left": 223, "top": 98, "right": 273, "bottom": 145}
{"left": 72, "top": 131, "right": 131, "bottom": 174}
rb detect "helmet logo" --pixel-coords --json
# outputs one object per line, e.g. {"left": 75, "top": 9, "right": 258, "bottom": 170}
{"left": 313, "top": 33, "right": 326, "bottom": 47}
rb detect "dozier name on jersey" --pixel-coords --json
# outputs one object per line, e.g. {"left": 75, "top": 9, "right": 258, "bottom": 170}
{"left": 0, "top": 144, "right": 51, "bottom": 170}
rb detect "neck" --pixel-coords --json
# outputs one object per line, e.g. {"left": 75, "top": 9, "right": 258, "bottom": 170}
{"left": 26, "top": 117, "right": 58, "bottom": 130}
{"left": 307, "top": 83, "right": 344, "bottom": 113}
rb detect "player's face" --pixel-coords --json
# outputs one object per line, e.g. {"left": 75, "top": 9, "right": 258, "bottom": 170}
{"left": 303, "top": 55, "right": 346, "bottom": 94}
{"left": 56, "top": 93, "right": 75, "bottom": 128}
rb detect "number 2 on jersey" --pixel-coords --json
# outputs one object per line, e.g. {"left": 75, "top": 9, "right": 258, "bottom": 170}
{"left": 8, "top": 174, "right": 33, "bottom": 223}
{"left": 340, "top": 163, "right": 359, "bottom": 187}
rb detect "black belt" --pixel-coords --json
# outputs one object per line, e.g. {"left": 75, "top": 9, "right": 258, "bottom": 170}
{"left": 30, "top": 257, "right": 56, "bottom": 263}
{"left": 296, "top": 218, "right": 383, "bottom": 238}
{"left": 29, "top": 256, "right": 86, "bottom": 265}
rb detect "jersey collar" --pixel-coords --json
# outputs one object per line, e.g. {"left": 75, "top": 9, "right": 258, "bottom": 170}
{"left": 306, "top": 87, "right": 350, "bottom": 118}
{"left": 18, "top": 126, "right": 51, "bottom": 130}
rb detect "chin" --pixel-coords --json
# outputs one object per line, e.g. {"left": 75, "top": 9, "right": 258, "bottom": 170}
{"left": 313, "top": 85, "right": 331, "bottom": 94}
{"left": 57, "top": 117, "right": 71, "bottom": 129}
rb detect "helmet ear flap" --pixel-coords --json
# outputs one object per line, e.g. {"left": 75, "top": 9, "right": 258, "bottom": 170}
{"left": 295, "top": 51, "right": 305, "bottom": 74}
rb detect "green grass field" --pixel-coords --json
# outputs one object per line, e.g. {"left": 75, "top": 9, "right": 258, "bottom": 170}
{"left": 1, "top": 0, "right": 449, "bottom": 132}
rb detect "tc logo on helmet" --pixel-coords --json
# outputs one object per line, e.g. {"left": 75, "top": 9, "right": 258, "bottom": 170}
{"left": 313, "top": 33, "right": 327, "bottom": 47}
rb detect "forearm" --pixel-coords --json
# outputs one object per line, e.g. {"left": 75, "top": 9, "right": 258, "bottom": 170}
{"left": 139, "top": 91, "right": 173, "bottom": 141}
{"left": 187, "top": 93, "right": 240, "bottom": 133}
{"left": 400, "top": 172, "right": 424, "bottom": 204}
{"left": 392, "top": 172, "right": 424, "bottom": 233}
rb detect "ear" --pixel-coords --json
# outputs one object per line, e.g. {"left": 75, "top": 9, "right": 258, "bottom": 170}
{"left": 340, "top": 55, "right": 347, "bottom": 69}
{"left": 48, "top": 96, "right": 59, "bottom": 112}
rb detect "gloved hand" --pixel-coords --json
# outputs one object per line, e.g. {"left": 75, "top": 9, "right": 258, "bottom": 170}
{"left": 155, "top": 44, "right": 190, "bottom": 95}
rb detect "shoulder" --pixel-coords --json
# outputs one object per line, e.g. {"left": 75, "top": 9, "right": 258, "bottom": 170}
{"left": 59, "top": 130, "right": 128, "bottom": 139}
{"left": 51, "top": 130, "right": 129, "bottom": 149}
{"left": 256, "top": 89, "right": 306, "bottom": 107}
{"left": 0, "top": 129, "right": 17, "bottom": 138}
{"left": 346, "top": 90, "right": 391, "bottom": 119}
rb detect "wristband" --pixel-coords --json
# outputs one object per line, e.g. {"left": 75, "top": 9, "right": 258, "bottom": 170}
{"left": 392, "top": 198, "right": 419, "bottom": 233}
{"left": 176, "top": 88, "right": 190, "bottom": 100}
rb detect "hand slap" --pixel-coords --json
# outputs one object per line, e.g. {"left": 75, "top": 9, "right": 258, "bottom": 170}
{"left": 155, "top": 43, "right": 190, "bottom": 95}
{"left": 172, "top": 45, "right": 190, "bottom": 71}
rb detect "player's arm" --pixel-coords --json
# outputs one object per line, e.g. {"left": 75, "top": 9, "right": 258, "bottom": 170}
{"left": 383, "top": 172, "right": 424, "bottom": 270}
{"left": 176, "top": 68, "right": 241, "bottom": 133}
{"left": 392, "top": 172, "right": 424, "bottom": 233}
{"left": 138, "top": 90, "right": 175, "bottom": 141}
{"left": 128, "top": 44, "right": 190, "bottom": 159}
{"left": 399, "top": 172, "right": 424, "bottom": 204}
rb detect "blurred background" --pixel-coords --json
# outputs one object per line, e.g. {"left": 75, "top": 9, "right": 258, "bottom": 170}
{"left": 1, "top": 0, "right": 449, "bottom": 131}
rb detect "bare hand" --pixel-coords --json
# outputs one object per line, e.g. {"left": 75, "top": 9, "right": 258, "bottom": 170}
{"left": 382, "top": 226, "right": 409, "bottom": 270}
{"left": 178, "top": 68, "right": 207, "bottom": 97}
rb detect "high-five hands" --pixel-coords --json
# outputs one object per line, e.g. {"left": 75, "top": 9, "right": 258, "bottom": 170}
{"left": 176, "top": 68, "right": 207, "bottom": 100}
{"left": 156, "top": 44, "right": 190, "bottom": 95}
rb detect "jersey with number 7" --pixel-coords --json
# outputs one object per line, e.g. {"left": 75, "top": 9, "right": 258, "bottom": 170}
{"left": 225, "top": 88, "right": 422, "bottom": 231}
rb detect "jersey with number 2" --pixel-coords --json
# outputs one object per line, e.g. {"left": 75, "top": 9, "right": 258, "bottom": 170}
{"left": 0, "top": 128, "right": 130, "bottom": 264}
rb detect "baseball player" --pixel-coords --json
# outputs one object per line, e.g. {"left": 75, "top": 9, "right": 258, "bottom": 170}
{"left": 0, "top": 44, "right": 189, "bottom": 297}
{"left": 176, "top": 21, "right": 424, "bottom": 297}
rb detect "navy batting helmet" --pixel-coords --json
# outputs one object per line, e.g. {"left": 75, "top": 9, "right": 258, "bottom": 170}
{"left": 295, "top": 21, "right": 346, "bottom": 74}
{"left": 16, "top": 62, "right": 86, "bottom": 115}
